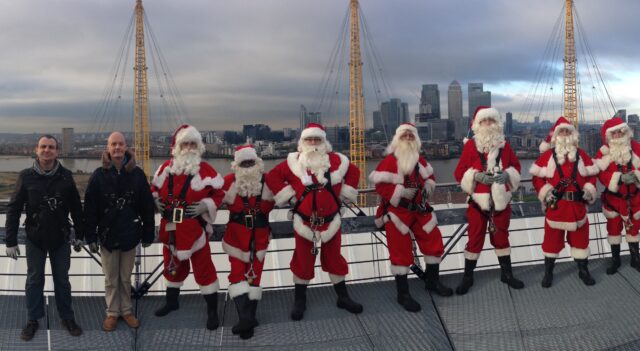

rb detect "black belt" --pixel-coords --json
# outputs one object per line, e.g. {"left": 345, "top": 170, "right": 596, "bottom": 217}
{"left": 162, "top": 207, "right": 196, "bottom": 223}
{"left": 229, "top": 212, "right": 269, "bottom": 229}
{"left": 398, "top": 198, "right": 433, "bottom": 213}
{"left": 295, "top": 211, "right": 338, "bottom": 226}
{"left": 604, "top": 189, "right": 637, "bottom": 199}
{"left": 559, "top": 191, "right": 583, "bottom": 202}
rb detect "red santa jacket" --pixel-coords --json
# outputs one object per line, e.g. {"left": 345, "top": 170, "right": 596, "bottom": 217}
{"left": 454, "top": 139, "right": 521, "bottom": 211}
{"left": 151, "top": 160, "right": 224, "bottom": 260}
{"left": 221, "top": 173, "right": 275, "bottom": 263}
{"left": 265, "top": 151, "right": 359, "bottom": 243}
{"left": 594, "top": 140, "right": 640, "bottom": 220}
{"left": 369, "top": 155, "right": 438, "bottom": 234}
{"left": 530, "top": 148, "right": 598, "bottom": 231}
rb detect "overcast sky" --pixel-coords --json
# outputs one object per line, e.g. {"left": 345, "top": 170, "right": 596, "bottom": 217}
{"left": 2, "top": 0, "right": 640, "bottom": 134}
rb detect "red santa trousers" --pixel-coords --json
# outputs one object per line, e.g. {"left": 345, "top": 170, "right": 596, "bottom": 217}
{"left": 384, "top": 212, "right": 444, "bottom": 268}
{"left": 162, "top": 242, "right": 218, "bottom": 289}
{"left": 225, "top": 225, "right": 271, "bottom": 286}
{"left": 603, "top": 195, "right": 640, "bottom": 241}
{"left": 542, "top": 220, "right": 590, "bottom": 257}
{"left": 290, "top": 231, "right": 348, "bottom": 282}
{"left": 465, "top": 204, "right": 512, "bottom": 258}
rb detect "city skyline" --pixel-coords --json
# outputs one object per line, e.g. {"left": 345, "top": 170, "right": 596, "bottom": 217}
{"left": 2, "top": 0, "right": 640, "bottom": 133}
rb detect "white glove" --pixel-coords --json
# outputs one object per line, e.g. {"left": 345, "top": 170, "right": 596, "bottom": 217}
{"left": 582, "top": 191, "right": 594, "bottom": 203}
{"left": 544, "top": 191, "right": 557, "bottom": 205}
{"left": 6, "top": 246, "right": 20, "bottom": 260}
{"left": 621, "top": 172, "right": 637, "bottom": 185}
{"left": 154, "top": 197, "right": 164, "bottom": 212}
{"left": 185, "top": 201, "right": 208, "bottom": 217}
{"left": 401, "top": 187, "right": 418, "bottom": 199}
{"left": 493, "top": 172, "right": 509, "bottom": 185}
{"left": 474, "top": 172, "right": 494, "bottom": 185}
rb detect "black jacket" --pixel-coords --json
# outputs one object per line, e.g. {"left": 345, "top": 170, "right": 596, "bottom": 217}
{"left": 84, "top": 152, "right": 155, "bottom": 251}
{"left": 5, "top": 163, "right": 84, "bottom": 250}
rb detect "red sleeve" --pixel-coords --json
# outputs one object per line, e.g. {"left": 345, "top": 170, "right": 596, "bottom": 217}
{"left": 454, "top": 141, "right": 474, "bottom": 183}
{"left": 265, "top": 160, "right": 296, "bottom": 206}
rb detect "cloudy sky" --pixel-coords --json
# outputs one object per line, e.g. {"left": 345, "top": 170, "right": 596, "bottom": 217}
{"left": 2, "top": 0, "right": 640, "bottom": 134}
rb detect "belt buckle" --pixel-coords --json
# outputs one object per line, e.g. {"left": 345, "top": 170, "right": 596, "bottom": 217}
{"left": 567, "top": 192, "right": 574, "bottom": 201}
{"left": 310, "top": 213, "right": 324, "bottom": 226}
{"left": 172, "top": 208, "right": 184, "bottom": 223}
{"left": 244, "top": 214, "right": 254, "bottom": 229}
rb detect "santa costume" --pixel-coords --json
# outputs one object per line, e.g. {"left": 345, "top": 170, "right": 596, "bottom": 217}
{"left": 453, "top": 106, "right": 524, "bottom": 295}
{"left": 369, "top": 123, "right": 452, "bottom": 312}
{"left": 151, "top": 124, "right": 225, "bottom": 329}
{"left": 265, "top": 122, "right": 363, "bottom": 321}
{"left": 530, "top": 116, "right": 599, "bottom": 287}
{"left": 222, "top": 145, "right": 274, "bottom": 339}
{"left": 593, "top": 117, "right": 640, "bottom": 274}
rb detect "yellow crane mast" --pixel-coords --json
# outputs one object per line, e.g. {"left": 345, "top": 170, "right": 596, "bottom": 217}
{"left": 563, "top": 0, "right": 578, "bottom": 129}
{"left": 348, "top": 0, "right": 367, "bottom": 205}
{"left": 133, "top": 0, "right": 151, "bottom": 176}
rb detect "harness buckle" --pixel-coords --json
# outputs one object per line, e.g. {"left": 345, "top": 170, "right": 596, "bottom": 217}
{"left": 309, "top": 212, "right": 324, "bottom": 226}
{"left": 115, "top": 197, "right": 127, "bottom": 210}
{"left": 244, "top": 214, "right": 254, "bottom": 229}
{"left": 45, "top": 197, "right": 58, "bottom": 211}
{"left": 172, "top": 208, "right": 184, "bottom": 223}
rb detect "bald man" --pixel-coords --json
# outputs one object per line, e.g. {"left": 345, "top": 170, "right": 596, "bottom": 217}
{"left": 84, "top": 132, "right": 155, "bottom": 331}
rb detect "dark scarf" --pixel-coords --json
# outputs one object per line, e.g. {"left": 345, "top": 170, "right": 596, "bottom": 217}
{"left": 33, "top": 159, "right": 60, "bottom": 177}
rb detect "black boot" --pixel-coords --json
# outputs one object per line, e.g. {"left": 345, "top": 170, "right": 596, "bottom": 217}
{"left": 231, "top": 293, "right": 254, "bottom": 339}
{"left": 576, "top": 259, "right": 596, "bottom": 286}
{"left": 455, "top": 259, "right": 477, "bottom": 295}
{"left": 606, "top": 244, "right": 621, "bottom": 275}
{"left": 290, "top": 284, "right": 307, "bottom": 321}
{"left": 203, "top": 293, "right": 219, "bottom": 330}
{"left": 629, "top": 242, "right": 640, "bottom": 271}
{"left": 249, "top": 299, "right": 259, "bottom": 328}
{"left": 424, "top": 264, "right": 453, "bottom": 297}
{"left": 498, "top": 256, "right": 524, "bottom": 289}
{"left": 333, "top": 281, "right": 363, "bottom": 314}
{"left": 155, "top": 287, "right": 180, "bottom": 317}
{"left": 395, "top": 275, "right": 421, "bottom": 312}
{"left": 541, "top": 257, "right": 556, "bottom": 288}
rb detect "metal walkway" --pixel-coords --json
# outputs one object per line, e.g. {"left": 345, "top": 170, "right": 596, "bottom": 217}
{"left": 2, "top": 257, "right": 640, "bottom": 351}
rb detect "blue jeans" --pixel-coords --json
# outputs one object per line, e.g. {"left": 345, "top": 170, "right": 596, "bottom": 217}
{"left": 25, "top": 238, "right": 74, "bottom": 321}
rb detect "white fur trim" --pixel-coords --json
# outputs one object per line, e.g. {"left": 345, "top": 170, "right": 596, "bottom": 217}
{"left": 472, "top": 107, "right": 500, "bottom": 131}
{"left": 537, "top": 183, "right": 554, "bottom": 204}
{"left": 495, "top": 248, "right": 511, "bottom": 257}
{"left": 424, "top": 256, "right": 441, "bottom": 264}
{"left": 422, "top": 213, "right": 439, "bottom": 234}
{"left": 191, "top": 172, "right": 224, "bottom": 191}
{"left": 175, "top": 125, "right": 202, "bottom": 146}
{"left": 425, "top": 179, "right": 436, "bottom": 197}
{"left": 603, "top": 206, "right": 620, "bottom": 219}
{"left": 483, "top": 141, "right": 506, "bottom": 171}
{"left": 330, "top": 153, "right": 350, "bottom": 185}
{"left": 262, "top": 183, "right": 274, "bottom": 201}
{"left": 419, "top": 163, "right": 434, "bottom": 179}
{"left": 368, "top": 170, "right": 404, "bottom": 185}
{"left": 571, "top": 247, "right": 589, "bottom": 260}
{"left": 577, "top": 160, "right": 600, "bottom": 177}
{"left": 383, "top": 212, "right": 411, "bottom": 235}
{"left": 287, "top": 152, "right": 314, "bottom": 186}
{"left": 545, "top": 215, "right": 588, "bottom": 232}
{"left": 491, "top": 183, "right": 512, "bottom": 212}
{"left": 529, "top": 162, "right": 547, "bottom": 178}
{"left": 152, "top": 164, "right": 171, "bottom": 189}
{"left": 329, "top": 274, "right": 345, "bottom": 284}
{"left": 228, "top": 281, "right": 250, "bottom": 298}
{"left": 273, "top": 185, "right": 296, "bottom": 207}
{"left": 199, "top": 279, "right": 219, "bottom": 295}
{"left": 200, "top": 197, "right": 218, "bottom": 224}
{"left": 471, "top": 193, "right": 491, "bottom": 211}
{"left": 248, "top": 286, "right": 262, "bottom": 300}
{"left": 539, "top": 141, "right": 551, "bottom": 154}
{"left": 234, "top": 147, "right": 258, "bottom": 163}
{"left": 390, "top": 184, "right": 405, "bottom": 207}
{"left": 543, "top": 252, "right": 560, "bottom": 258}
{"left": 464, "top": 250, "right": 480, "bottom": 260}
{"left": 596, "top": 154, "right": 611, "bottom": 171}
{"left": 600, "top": 144, "right": 610, "bottom": 156}
{"left": 608, "top": 235, "right": 622, "bottom": 245}
{"left": 292, "top": 274, "right": 310, "bottom": 285}
{"left": 583, "top": 183, "right": 597, "bottom": 205}
{"left": 164, "top": 279, "right": 184, "bottom": 288}
{"left": 175, "top": 232, "right": 207, "bottom": 261}
{"left": 222, "top": 240, "right": 250, "bottom": 263}
{"left": 292, "top": 213, "right": 341, "bottom": 243}
{"left": 224, "top": 182, "right": 237, "bottom": 204}
{"left": 340, "top": 184, "right": 358, "bottom": 203}
{"left": 390, "top": 264, "right": 410, "bottom": 275}
{"left": 627, "top": 234, "right": 639, "bottom": 243}
{"left": 608, "top": 172, "right": 622, "bottom": 192}
{"left": 300, "top": 125, "right": 326, "bottom": 140}
{"left": 503, "top": 166, "right": 521, "bottom": 191}
{"left": 634, "top": 210, "right": 640, "bottom": 221}
{"left": 460, "top": 168, "right": 478, "bottom": 195}
{"left": 374, "top": 215, "right": 385, "bottom": 229}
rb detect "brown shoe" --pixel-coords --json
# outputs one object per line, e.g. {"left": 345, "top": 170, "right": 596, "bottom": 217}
{"left": 122, "top": 313, "right": 140, "bottom": 328}
{"left": 102, "top": 316, "right": 118, "bottom": 332}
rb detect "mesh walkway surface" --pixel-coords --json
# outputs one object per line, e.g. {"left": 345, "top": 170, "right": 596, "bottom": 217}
{"left": 2, "top": 257, "right": 640, "bottom": 351}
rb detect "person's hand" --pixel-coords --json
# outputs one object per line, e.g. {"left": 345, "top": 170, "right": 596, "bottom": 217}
{"left": 474, "top": 172, "right": 494, "bottom": 185}
{"left": 583, "top": 191, "right": 594, "bottom": 203}
{"left": 89, "top": 242, "right": 99, "bottom": 253}
{"left": 401, "top": 187, "right": 418, "bottom": 199}
{"left": 154, "top": 197, "right": 164, "bottom": 212}
{"left": 72, "top": 239, "right": 83, "bottom": 253}
{"left": 6, "top": 246, "right": 20, "bottom": 260}
{"left": 493, "top": 172, "right": 509, "bottom": 185}
{"left": 141, "top": 242, "right": 152, "bottom": 248}
{"left": 544, "top": 191, "right": 557, "bottom": 205}
{"left": 185, "top": 201, "right": 208, "bottom": 217}
{"left": 621, "top": 172, "right": 637, "bottom": 185}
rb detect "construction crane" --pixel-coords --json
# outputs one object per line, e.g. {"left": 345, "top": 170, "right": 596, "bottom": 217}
{"left": 563, "top": 0, "right": 578, "bottom": 129}
{"left": 348, "top": 0, "right": 367, "bottom": 205}
{"left": 133, "top": 0, "right": 151, "bottom": 177}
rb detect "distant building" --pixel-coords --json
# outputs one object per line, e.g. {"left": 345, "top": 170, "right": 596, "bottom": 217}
{"left": 419, "top": 84, "right": 440, "bottom": 119}
{"left": 627, "top": 114, "right": 639, "bottom": 124}
{"left": 61, "top": 128, "right": 74, "bottom": 156}
{"left": 468, "top": 83, "right": 491, "bottom": 120}
{"left": 203, "top": 131, "right": 218, "bottom": 144}
{"left": 448, "top": 80, "right": 464, "bottom": 139}
{"left": 415, "top": 119, "right": 453, "bottom": 143}
{"left": 326, "top": 125, "right": 350, "bottom": 152}
{"left": 379, "top": 98, "right": 409, "bottom": 136}
{"left": 299, "top": 105, "right": 322, "bottom": 132}
{"left": 242, "top": 124, "right": 271, "bottom": 141}
{"left": 505, "top": 112, "right": 513, "bottom": 138}
{"left": 615, "top": 109, "right": 627, "bottom": 122}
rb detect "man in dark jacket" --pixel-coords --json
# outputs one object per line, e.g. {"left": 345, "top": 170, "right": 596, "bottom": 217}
{"left": 5, "top": 134, "right": 84, "bottom": 341}
{"left": 84, "top": 132, "right": 155, "bottom": 332}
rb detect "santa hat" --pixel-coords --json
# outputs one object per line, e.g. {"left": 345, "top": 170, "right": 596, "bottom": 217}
{"left": 539, "top": 116, "right": 576, "bottom": 153}
{"left": 600, "top": 117, "right": 631, "bottom": 146}
{"left": 171, "top": 124, "right": 205, "bottom": 155}
{"left": 471, "top": 106, "right": 502, "bottom": 134}
{"left": 300, "top": 122, "right": 326, "bottom": 140}
{"left": 386, "top": 123, "right": 422, "bottom": 154}
{"left": 234, "top": 144, "right": 258, "bottom": 164}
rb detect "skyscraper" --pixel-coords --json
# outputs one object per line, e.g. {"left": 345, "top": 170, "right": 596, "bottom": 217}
{"left": 505, "top": 112, "right": 513, "bottom": 138}
{"left": 299, "top": 105, "right": 307, "bottom": 132}
{"left": 380, "top": 98, "right": 409, "bottom": 137}
{"left": 62, "top": 127, "right": 74, "bottom": 156}
{"left": 468, "top": 83, "right": 491, "bottom": 122}
{"left": 448, "top": 80, "right": 463, "bottom": 139}
{"left": 299, "top": 105, "right": 321, "bottom": 133}
{"left": 420, "top": 84, "right": 440, "bottom": 119}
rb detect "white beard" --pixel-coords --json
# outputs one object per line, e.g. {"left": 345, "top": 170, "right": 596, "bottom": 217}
{"left": 554, "top": 134, "right": 578, "bottom": 165}
{"left": 233, "top": 160, "right": 265, "bottom": 197}
{"left": 299, "top": 143, "right": 330, "bottom": 183}
{"left": 474, "top": 124, "right": 505, "bottom": 153}
{"left": 170, "top": 149, "right": 201, "bottom": 175}
{"left": 609, "top": 134, "right": 632, "bottom": 165}
{"left": 393, "top": 140, "right": 419, "bottom": 175}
